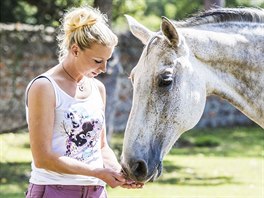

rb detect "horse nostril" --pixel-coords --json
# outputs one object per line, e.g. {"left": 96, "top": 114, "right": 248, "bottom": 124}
{"left": 131, "top": 160, "right": 148, "bottom": 180}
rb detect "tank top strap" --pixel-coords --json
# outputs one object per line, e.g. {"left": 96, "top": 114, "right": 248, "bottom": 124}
{"left": 25, "top": 74, "right": 60, "bottom": 107}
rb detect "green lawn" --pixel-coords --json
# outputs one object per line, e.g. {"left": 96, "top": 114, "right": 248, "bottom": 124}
{"left": 0, "top": 126, "right": 263, "bottom": 198}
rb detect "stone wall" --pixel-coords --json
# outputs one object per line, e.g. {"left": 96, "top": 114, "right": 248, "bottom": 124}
{"left": 0, "top": 23, "right": 254, "bottom": 133}
{"left": 0, "top": 24, "right": 57, "bottom": 132}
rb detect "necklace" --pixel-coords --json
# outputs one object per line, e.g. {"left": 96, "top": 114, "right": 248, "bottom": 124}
{"left": 61, "top": 63, "right": 84, "bottom": 92}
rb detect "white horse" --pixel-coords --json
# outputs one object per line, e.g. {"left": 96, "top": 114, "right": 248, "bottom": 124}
{"left": 121, "top": 8, "right": 264, "bottom": 183}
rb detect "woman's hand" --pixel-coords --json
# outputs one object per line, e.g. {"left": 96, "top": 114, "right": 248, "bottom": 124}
{"left": 119, "top": 170, "right": 144, "bottom": 189}
{"left": 121, "top": 179, "right": 144, "bottom": 189}
{"left": 95, "top": 168, "right": 144, "bottom": 189}
{"left": 96, "top": 168, "right": 126, "bottom": 188}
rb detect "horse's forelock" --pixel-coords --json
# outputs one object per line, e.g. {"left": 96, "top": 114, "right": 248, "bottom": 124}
{"left": 146, "top": 34, "right": 162, "bottom": 56}
{"left": 145, "top": 32, "right": 178, "bottom": 58}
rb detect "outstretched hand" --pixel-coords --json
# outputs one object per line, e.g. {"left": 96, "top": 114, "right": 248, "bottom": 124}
{"left": 97, "top": 168, "right": 144, "bottom": 189}
{"left": 120, "top": 170, "right": 144, "bottom": 189}
{"left": 96, "top": 168, "right": 126, "bottom": 188}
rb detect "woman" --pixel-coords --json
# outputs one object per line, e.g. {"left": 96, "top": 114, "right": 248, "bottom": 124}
{"left": 25, "top": 6, "right": 142, "bottom": 198}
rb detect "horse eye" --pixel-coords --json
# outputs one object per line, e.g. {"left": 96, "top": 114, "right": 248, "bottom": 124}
{"left": 158, "top": 73, "right": 173, "bottom": 87}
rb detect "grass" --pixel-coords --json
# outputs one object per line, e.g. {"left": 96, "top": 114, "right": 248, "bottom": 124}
{"left": 0, "top": 126, "right": 263, "bottom": 198}
{"left": 0, "top": 132, "right": 32, "bottom": 198}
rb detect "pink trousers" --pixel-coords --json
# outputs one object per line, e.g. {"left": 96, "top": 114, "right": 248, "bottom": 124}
{"left": 25, "top": 183, "right": 107, "bottom": 198}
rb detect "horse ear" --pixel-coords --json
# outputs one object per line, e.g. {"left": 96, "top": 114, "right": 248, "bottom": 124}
{"left": 161, "top": 16, "right": 180, "bottom": 47}
{"left": 125, "top": 15, "right": 153, "bottom": 45}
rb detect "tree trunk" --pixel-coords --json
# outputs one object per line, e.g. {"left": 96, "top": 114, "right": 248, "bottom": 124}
{"left": 204, "top": 0, "right": 225, "bottom": 10}
{"left": 94, "top": 0, "right": 113, "bottom": 26}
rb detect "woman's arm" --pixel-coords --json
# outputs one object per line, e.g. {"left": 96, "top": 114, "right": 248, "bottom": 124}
{"left": 95, "top": 79, "right": 122, "bottom": 170}
{"left": 27, "top": 78, "right": 125, "bottom": 188}
{"left": 101, "top": 126, "right": 123, "bottom": 171}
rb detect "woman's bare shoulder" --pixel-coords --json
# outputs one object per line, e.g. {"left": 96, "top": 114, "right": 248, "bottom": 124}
{"left": 27, "top": 77, "right": 55, "bottom": 105}
{"left": 29, "top": 77, "right": 53, "bottom": 91}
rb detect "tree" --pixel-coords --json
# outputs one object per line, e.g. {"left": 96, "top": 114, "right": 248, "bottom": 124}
{"left": 94, "top": 0, "right": 113, "bottom": 25}
{"left": 1, "top": 0, "right": 263, "bottom": 26}
{"left": 0, "top": 0, "right": 88, "bottom": 26}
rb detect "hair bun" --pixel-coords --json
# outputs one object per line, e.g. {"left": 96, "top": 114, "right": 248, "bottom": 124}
{"left": 57, "top": 6, "right": 118, "bottom": 62}
{"left": 65, "top": 9, "right": 98, "bottom": 35}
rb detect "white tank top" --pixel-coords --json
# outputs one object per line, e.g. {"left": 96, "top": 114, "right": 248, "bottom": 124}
{"left": 25, "top": 74, "right": 105, "bottom": 186}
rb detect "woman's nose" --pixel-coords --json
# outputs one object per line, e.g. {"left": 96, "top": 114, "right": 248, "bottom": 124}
{"left": 100, "top": 62, "right": 107, "bottom": 73}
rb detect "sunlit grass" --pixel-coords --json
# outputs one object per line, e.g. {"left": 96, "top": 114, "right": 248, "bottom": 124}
{"left": 0, "top": 132, "right": 32, "bottom": 163}
{"left": 0, "top": 126, "right": 263, "bottom": 198}
{"left": 109, "top": 126, "right": 264, "bottom": 197}
{"left": 108, "top": 156, "right": 263, "bottom": 197}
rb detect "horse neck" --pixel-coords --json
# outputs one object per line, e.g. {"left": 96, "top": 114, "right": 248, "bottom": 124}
{"left": 182, "top": 24, "right": 264, "bottom": 127}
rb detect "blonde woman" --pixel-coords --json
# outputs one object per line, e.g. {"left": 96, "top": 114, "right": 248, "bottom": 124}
{"left": 25, "top": 6, "right": 143, "bottom": 198}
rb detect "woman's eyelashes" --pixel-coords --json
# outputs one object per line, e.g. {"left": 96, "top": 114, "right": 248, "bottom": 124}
{"left": 94, "top": 59, "right": 103, "bottom": 64}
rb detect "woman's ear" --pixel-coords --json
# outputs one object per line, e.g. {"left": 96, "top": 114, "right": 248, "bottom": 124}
{"left": 71, "top": 44, "right": 79, "bottom": 57}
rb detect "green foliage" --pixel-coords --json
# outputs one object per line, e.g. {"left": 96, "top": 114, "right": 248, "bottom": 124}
{"left": 0, "top": 0, "right": 91, "bottom": 26}
{"left": 164, "top": 3, "right": 177, "bottom": 19}
{"left": 226, "top": 0, "right": 264, "bottom": 7}
{"left": 1, "top": 0, "right": 263, "bottom": 28}
{"left": 112, "top": 0, "right": 264, "bottom": 32}
{"left": 145, "top": 0, "right": 204, "bottom": 20}
{"left": 112, "top": 0, "right": 146, "bottom": 20}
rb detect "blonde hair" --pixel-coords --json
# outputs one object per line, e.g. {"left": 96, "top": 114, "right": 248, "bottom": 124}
{"left": 57, "top": 6, "right": 118, "bottom": 62}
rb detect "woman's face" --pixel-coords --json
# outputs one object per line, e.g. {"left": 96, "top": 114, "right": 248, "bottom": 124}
{"left": 76, "top": 43, "right": 114, "bottom": 78}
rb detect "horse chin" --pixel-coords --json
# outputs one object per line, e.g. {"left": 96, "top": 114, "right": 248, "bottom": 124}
{"left": 147, "top": 161, "right": 163, "bottom": 182}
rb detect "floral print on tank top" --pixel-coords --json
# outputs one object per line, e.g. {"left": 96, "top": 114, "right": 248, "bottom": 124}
{"left": 61, "top": 104, "right": 104, "bottom": 162}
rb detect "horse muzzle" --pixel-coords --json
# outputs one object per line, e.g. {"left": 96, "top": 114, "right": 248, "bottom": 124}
{"left": 121, "top": 158, "right": 163, "bottom": 183}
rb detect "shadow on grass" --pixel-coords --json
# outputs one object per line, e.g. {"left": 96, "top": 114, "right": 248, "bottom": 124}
{"left": 157, "top": 174, "right": 238, "bottom": 186}
{"left": 162, "top": 160, "right": 183, "bottom": 173}
{"left": 22, "top": 142, "right": 31, "bottom": 149}
{"left": 0, "top": 162, "right": 30, "bottom": 197}
{"left": 169, "top": 126, "right": 264, "bottom": 157}
{"left": 156, "top": 160, "right": 239, "bottom": 186}
{"left": 0, "top": 162, "right": 30, "bottom": 183}
{"left": 113, "top": 143, "right": 241, "bottom": 187}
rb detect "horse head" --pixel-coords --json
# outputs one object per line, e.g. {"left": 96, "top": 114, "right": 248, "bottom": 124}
{"left": 121, "top": 16, "right": 207, "bottom": 182}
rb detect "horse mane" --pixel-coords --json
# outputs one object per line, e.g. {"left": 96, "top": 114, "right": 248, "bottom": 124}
{"left": 146, "top": 8, "right": 263, "bottom": 56}
{"left": 175, "top": 7, "right": 264, "bottom": 27}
